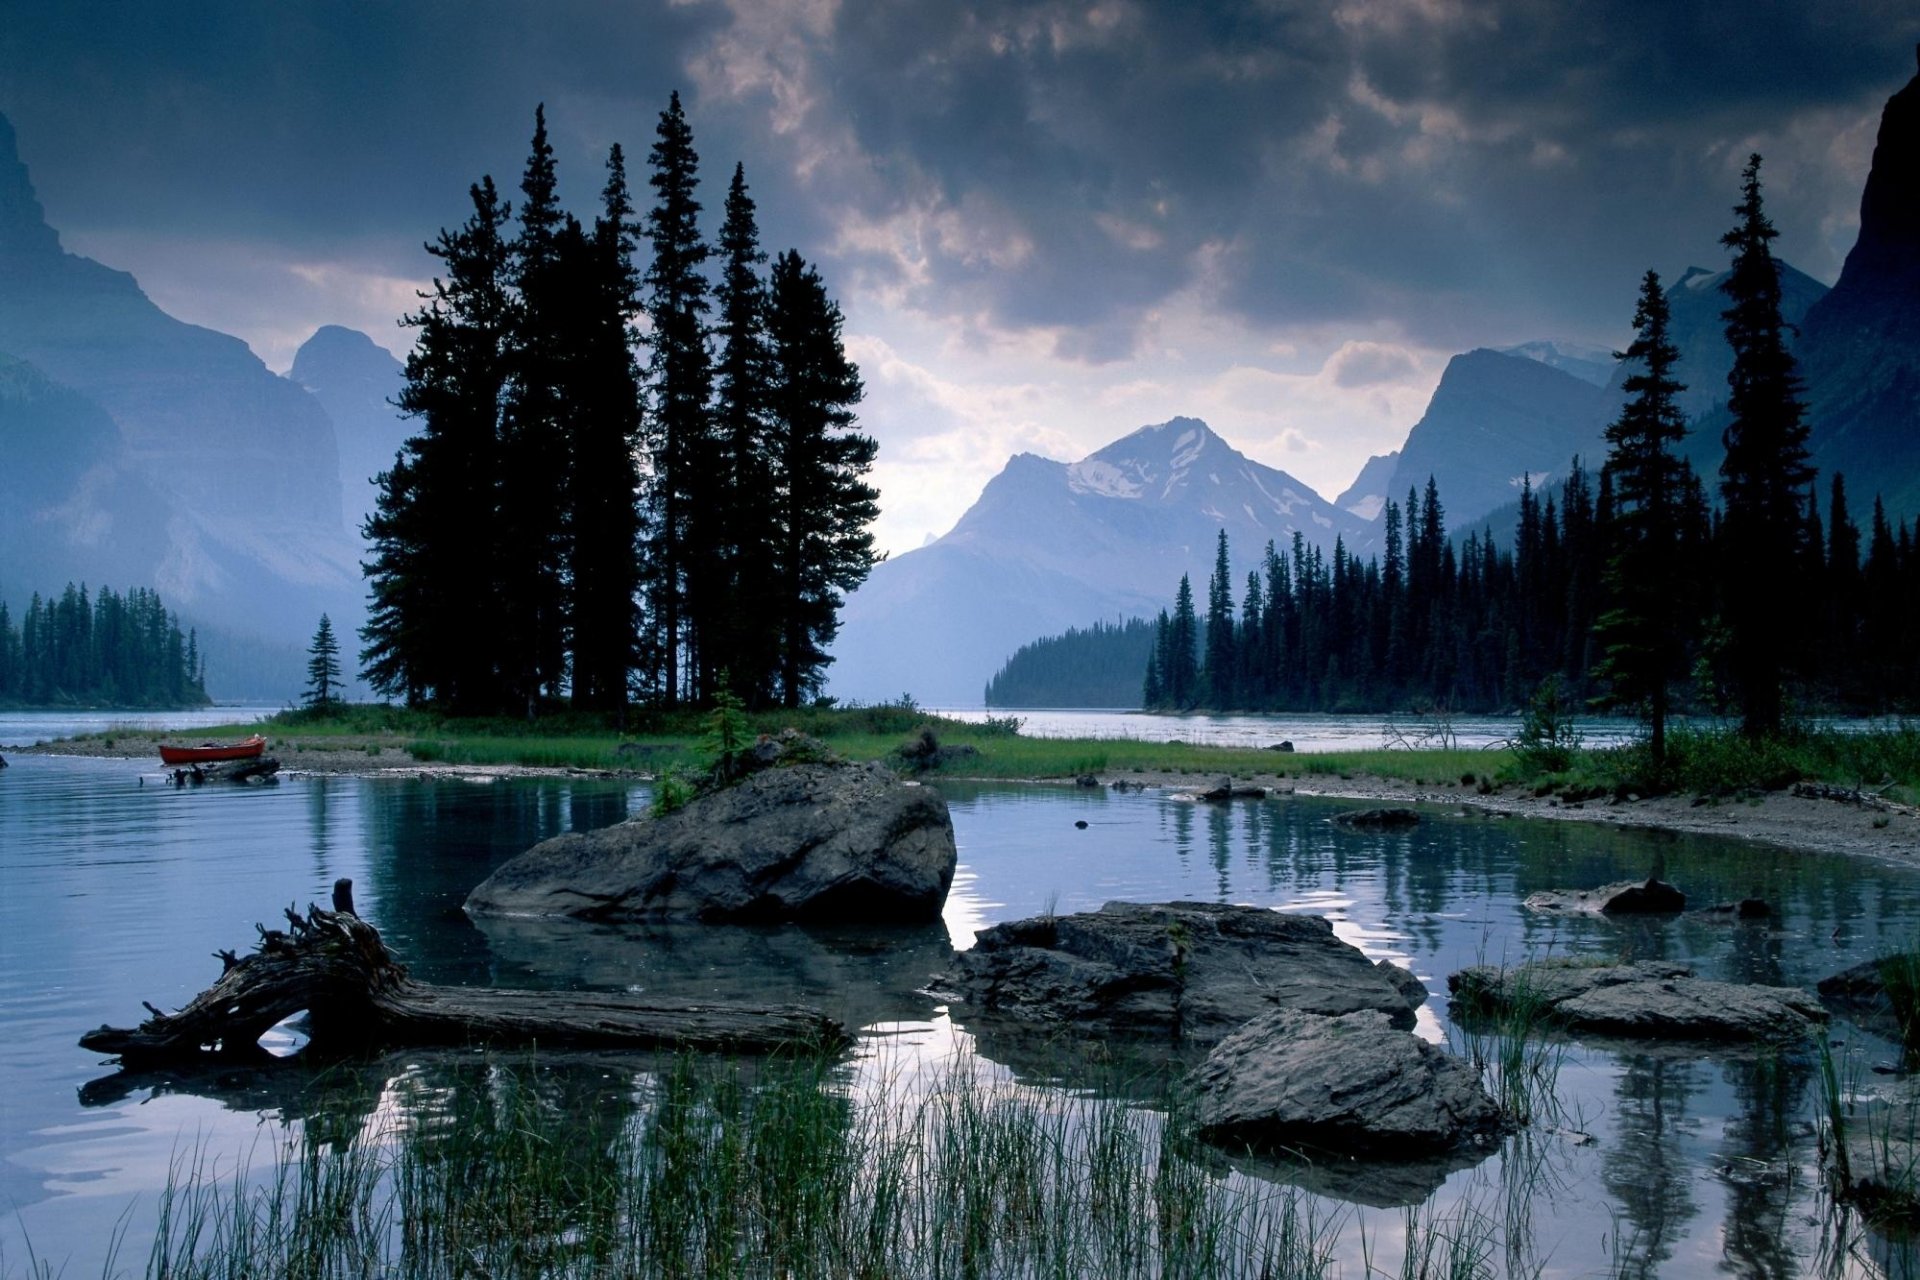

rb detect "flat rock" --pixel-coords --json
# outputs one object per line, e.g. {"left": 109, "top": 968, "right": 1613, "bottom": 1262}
{"left": 944, "top": 901, "right": 1425, "bottom": 1043}
{"left": 1187, "top": 1009, "right": 1504, "bottom": 1157}
{"left": 465, "top": 761, "right": 956, "bottom": 923}
{"left": 1523, "top": 877, "right": 1685, "bottom": 914}
{"left": 1450, "top": 959, "right": 1826, "bottom": 1044}
{"left": 1197, "top": 779, "right": 1268, "bottom": 802}
{"left": 1332, "top": 806, "right": 1420, "bottom": 829}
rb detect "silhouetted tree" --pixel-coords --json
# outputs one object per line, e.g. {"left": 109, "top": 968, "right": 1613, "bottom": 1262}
{"left": 1718, "top": 155, "right": 1814, "bottom": 738}
{"left": 1595, "top": 270, "right": 1692, "bottom": 766}
{"left": 363, "top": 176, "right": 513, "bottom": 710}
{"left": 765, "top": 250, "right": 879, "bottom": 707}
{"left": 639, "top": 91, "right": 714, "bottom": 707}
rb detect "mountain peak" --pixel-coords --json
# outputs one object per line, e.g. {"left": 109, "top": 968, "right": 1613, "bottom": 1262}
{"left": 1827, "top": 50, "right": 1920, "bottom": 299}
{"left": 0, "top": 111, "right": 60, "bottom": 259}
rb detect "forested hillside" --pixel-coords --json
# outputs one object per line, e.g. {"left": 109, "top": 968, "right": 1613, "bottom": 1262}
{"left": 0, "top": 583, "right": 209, "bottom": 707}
{"left": 984, "top": 618, "right": 1155, "bottom": 708}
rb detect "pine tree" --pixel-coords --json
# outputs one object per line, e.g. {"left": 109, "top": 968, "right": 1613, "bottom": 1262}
{"left": 305, "top": 614, "right": 343, "bottom": 708}
{"left": 1203, "top": 529, "right": 1236, "bottom": 707}
{"left": 766, "top": 250, "right": 879, "bottom": 706}
{"left": 498, "top": 105, "right": 574, "bottom": 717}
{"left": 1595, "top": 270, "right": 1691, "bottom": 766}
{"left": 566, "top": 144, "right": 647, "bottom": 714}
{"left": 709, "top": 163, "right": 780, "bottom": 704}
{"left": 362, "top": 177, "right": 514, "bottom": 710}
{"left": 1717, "top": 154, "right": 1814, "bottom": 738}
{"left": 640, "top": 91, "right": 715, "bottom": 707}
{"left": 1167, "top": 574, "right": 1199, "bottom": 709}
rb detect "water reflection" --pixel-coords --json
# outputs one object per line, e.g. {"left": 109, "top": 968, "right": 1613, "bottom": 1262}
{"left": 12, "top": 761, "right": 1920, "bottom": 1275}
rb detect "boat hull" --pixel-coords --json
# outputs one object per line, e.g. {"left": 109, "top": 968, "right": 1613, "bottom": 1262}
{"left": 159, "top": 735, "right": 268, "bottom": 766}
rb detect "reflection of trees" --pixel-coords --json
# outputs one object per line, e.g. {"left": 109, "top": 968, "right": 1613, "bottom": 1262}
{"left": 1602, "top": 1051, "right": 1703, "bottom": 1277}
{"left": 1715, "top": 1051, "right": 1813, "bottom": 1279}
{"left": 1166, "top": 798, "right": 1194, "bottom": 867}
{"left": 1206, "top": 803, "right": 1231, "bottom": 900}
{"left": 357, "top": 777, "right": 642, "bottom": 984}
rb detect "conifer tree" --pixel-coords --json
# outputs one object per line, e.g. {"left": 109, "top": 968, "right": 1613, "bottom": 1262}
{"left": 1167, "top": 574, "right": 1199, "bottom": 709}
{"left": 709, "top": 163, "right": 779, "bottom": 704}
{"left": 1595, "top": 271, "right": 1691, "bottom": 766}
{"left": 640, "top": 91, "right": 715, "bottom": 706}
{"left": 499, "top": 105, "right": 573, "bottom": 716}
{"left": 765, "top": 250, "right": 879, "bottom": 706}
{"left": 566, "top": 145, "right": 647, "bottom": 713}
{"left": 305, "top": 614, "right": 343, "bottom": 708}
{"left": 363, "top": 176, "right": 514, "bottom": 710}
{"left": 1203, "top": 530, "right": 1236, "bottom": 707}
{"left": 1717, "top": 155, "right": 1814, "bottom": 738}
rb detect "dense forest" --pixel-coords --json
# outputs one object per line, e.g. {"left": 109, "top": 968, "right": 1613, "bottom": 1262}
{"left": 1025, "top": 159, "right": 1919, "bottom": 737}
{"left": 362, "top": 96, "right": 878, "bottom": 716}
{"left": 0, "top": 583, "right": 209, "bottom": 708}
{"left": 984, "top": 618, "right": 1157, "bottom": 707}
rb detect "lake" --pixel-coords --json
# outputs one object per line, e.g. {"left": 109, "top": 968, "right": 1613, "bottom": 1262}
{"left": 3, "top": 715, "right": 1919, "bottom": 1276}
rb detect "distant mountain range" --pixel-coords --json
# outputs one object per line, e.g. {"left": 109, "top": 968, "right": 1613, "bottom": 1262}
{"left": 0, "top": 112, "right": 411, "bottom": 696}
{"left": 846, "top": 54, "right": 1920, "bottom": 707}
{"left": 828, "top": 418, "right": 1373, "bottom": 705}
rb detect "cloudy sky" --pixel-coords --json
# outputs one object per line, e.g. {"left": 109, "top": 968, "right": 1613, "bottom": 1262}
{"left": 2, "top": 1, "right": 1914, "bottom": 555}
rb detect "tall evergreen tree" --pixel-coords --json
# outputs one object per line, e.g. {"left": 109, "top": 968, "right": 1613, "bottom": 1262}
{"left": 640, "top": 91, "right": 714, "bottom": 707}
{"left": 1166, "top": 574, "right": 1200, "bottom": 709}
{"left": 304, "top": 614, "right": 343, "bottom": 708}
{"left": 1203, "top": 530, "right": 1236, "bottom": 707}
{"left": 499, "top": 105, "right": 574, "bottom": 716}
{"left": 1595, "top": 271, "right": 1691, "bottom": 766}
{"left": 709, "top": 163, "right": 780, "bottom": 704}
{"left": 566, "top": 146, "right": 647, "bottom": 713}
{"left": 363, "top": 176, "right": 514, "bottom": 710}
{"left": 765, "top": 250, "right": 880, "bottom": 706}
{"left": 1717, "top": 154, "right": 1814, "bottom": 738}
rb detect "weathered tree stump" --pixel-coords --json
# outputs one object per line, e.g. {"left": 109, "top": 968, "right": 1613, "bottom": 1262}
{"left": 81, "top": 882, "right": 849, "bottom": 1065}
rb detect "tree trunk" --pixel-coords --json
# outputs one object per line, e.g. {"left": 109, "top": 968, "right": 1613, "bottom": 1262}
{"left": 80, "top": 888, "right": 848, "bottom": 1066}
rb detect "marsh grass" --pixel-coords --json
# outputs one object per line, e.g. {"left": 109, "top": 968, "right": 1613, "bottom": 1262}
{"left": 1451, "top": 971, "right": 1567, "bottom": 1130}
{"left": 137, "top": 1052, "right": 1345, "bottom": 1280}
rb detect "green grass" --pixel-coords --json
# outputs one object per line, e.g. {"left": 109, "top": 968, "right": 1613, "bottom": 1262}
{"left": 1503, "top": 722, "right": 1920, "bottom": 802}
{"left": 133, "top": 1051, "right": 1345, "bottom": 1280}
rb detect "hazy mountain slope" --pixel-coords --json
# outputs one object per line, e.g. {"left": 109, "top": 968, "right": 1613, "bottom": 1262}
{"left": 1798, "top": 50, "right": 1920, "bottom": 522}
{"left": 1334, "top": 451, "right": 1399, "bottom": 519}
{"left": 1378, "top": 349, "right": 1609, "bottom": 530}
{"left": 0, "top": 111, "right": 362, "bottom": 653}
{"left": 1499, "top": 340, "right": 1614, "bottom": 387}
{"left": 0, "top": 351, "right": 172, "bottom": 593}
{"left": 829, "top": 418, "right": 1370, "bottom": 706}
{"left": 291, "top": 325, "right": 410, "bottom": 537}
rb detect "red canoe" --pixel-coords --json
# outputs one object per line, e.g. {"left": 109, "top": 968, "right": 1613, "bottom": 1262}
{"left": 158, "top": 735, "right": 268, "bottom": 766}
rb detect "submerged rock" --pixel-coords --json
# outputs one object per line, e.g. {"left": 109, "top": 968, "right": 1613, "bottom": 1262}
{"left": 465, "top": 761, "right": 957, "bottom": 923}
{"left": 1523, "top": 877, "right": 1685, "bottom": 915}
{"left": 1450, "top": 959, "right": 1826, "bottom": 1044}
{"left": 1332, "top": 806, "right": 1420, "bottom": 829}
{"left": 944, "top": 900, "right": 1426, "bottom": 1043}
{"left": 1830, "top": 1076, "right": 1920, "bottom": 1219}
{"left": 1187, "top": 1009, "right": 1504, "bottom": 1157}
{"left": 1819, "top": 954, "right": 1920, "bottom": 1043}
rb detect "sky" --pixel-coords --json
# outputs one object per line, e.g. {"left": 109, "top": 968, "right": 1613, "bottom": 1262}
{"left": 2, "top": 1, "right": 1915, "bottom": 558}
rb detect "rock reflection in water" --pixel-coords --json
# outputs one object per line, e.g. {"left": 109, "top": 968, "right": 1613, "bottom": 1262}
{"left": 470, "top": 913, "right": 957, "bottom": 1035}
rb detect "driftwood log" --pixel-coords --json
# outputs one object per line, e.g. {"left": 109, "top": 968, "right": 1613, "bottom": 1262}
{"left": 81, "top": 879, "right": 849, "bottom": 1065}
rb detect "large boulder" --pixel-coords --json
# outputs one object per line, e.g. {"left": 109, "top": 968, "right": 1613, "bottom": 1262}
{"left": 943, "top": 901, "right": 1426, "bottom": 1043}
{"left": 1450, "top": 959, "right": 1827, "bottom": 1044}
{"left": 1187, "top": 1009, "right": 1504, "bottom": 1157}
{"left": 464, "top": 761, "right": 957, "bottom": 923}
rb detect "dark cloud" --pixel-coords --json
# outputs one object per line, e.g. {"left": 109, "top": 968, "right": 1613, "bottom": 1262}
{"left": 1, "top": 0, "right": 1914, "bottom": 361}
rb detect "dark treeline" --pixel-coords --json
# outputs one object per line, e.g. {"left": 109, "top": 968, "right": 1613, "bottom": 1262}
{"left": 0, "top": 583, "right": 209, "bottom": 707}
{"left": 362, "top": 96, "right": 878, "bottom": 717}
{"left": 1140, "top": 465, "right": 1920, "bottom": 720}
{"left": 1140, "top": 157, "right": 1920, "bottom": 738}
{"left": 985, "top": 618, "right": 1157, "bottom": 708}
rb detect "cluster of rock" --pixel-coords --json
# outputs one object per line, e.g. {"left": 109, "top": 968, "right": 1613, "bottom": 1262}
{"left": 1449, "top": 959, "right": 1827, "bottom": 1044}
{"left": 942, "top": 901, "right": 1499, "bottom": 1165}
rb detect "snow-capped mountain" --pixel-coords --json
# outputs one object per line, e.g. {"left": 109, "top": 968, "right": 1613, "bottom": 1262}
{"left": 828, "top": 417, "right": 1371, "bottom": 706}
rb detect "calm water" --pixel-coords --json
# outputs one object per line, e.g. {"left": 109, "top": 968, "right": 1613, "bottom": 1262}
{"left": 5, "top": 727, "right": 1920, "bottom": 1275}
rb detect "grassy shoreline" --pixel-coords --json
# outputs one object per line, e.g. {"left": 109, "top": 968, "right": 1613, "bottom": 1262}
{"left": 30, "top": 702, "right": 1920, "bottom": 803}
